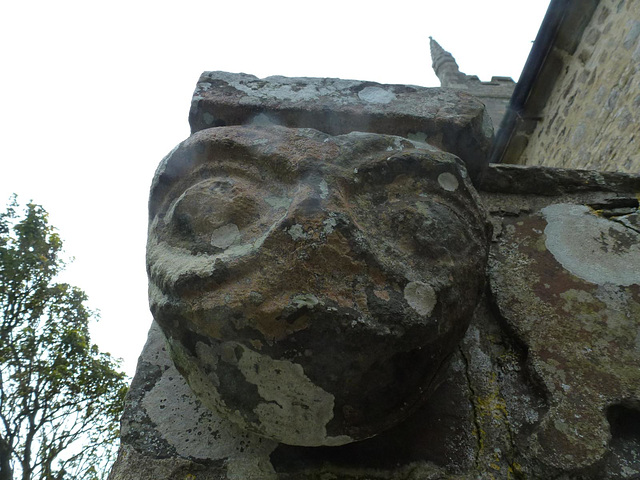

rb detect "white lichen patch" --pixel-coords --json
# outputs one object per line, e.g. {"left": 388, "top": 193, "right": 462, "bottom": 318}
{"left": 194, "top": 81, "right": 212, "bottom": 93}
{"left": 357, "top": 86, "right": 396, "bottom": 104}
{"left": 235, "top": 343, "right": 353, "bottom": 446}
{"left": 222, "top": 243, "right": 254, "bottom": 257}
{"left": 291, "top": 294, "right": 320, "bottom": 308}
{"left": 542, "top": 203, "right": 640, "bottom": 286}
{"left": 265, "top": 195, "right": 291, "bottom": 210}
{"left": 406, "top": 132, "right": 438, "bottom": 151}
{"left": 248, "top": 112, "right": 279, "bottom": 126}
{"left": 319, "top": 179, "right": 329, "bottom": 199}
{"left": 437, "top": 172, "right": 459, "bottom": 192}
{"left": 147, "top": 240, "right": 218, "bottom": 291}
{"left": 203, "top": 112, "right": 216, "bottom": 125}
{"left": 140, "top": 325, "right": 277, "bottom": 466}
{"left": 323, "top": 216, "right": 337, "bottom": 234}
{"left": 217, "top": 72, "right": 336, "bottom": 102}
{"left": 404, "top": 281, "right": 437, "bottom": 317}
{"left": 287, "top": 224, "right": 308, "bottom": 241}
{"left": 147, "top": 282, "right": 171, "bottom": 314}
{"left": 392, "top": 137, "right": 406, "bottom": 151}
{"left": 147, "top": 239, "right": 251, "bottom": 291}
{"left": 211, "top": 224, "right": 240, "bottom": 249}
{"left": 407, "top": 131, "right": 429, "bottom": 144}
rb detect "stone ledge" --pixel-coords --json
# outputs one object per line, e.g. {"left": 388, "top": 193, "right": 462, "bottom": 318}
{"left": 188, "top": 72, "right": 493, "bottom": 179}
{"left": 478, "top": 163, "right": 640, "bottom": 195}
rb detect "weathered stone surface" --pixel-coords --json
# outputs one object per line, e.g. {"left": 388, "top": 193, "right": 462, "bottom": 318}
{"left": 110, "top": 299, "right": 533, "bottom": 480}
{"left": 115, "top": 159, "right": 640, "bottom": 478}
{"left": 111, "top": 54, "right": 640, "bottom": 478}
{"left": 270, "top": 165, "right": 640, "bottom": 478}
{"left": 478, "top": 163, "right": 640, "bottom": 195}
{"left": 269, "top": 296, "right": 547, "bottom": 479}
{"left": 474, "top": 165, "right": 640, "bottom": 478}
{"left": 108, "top": 446, "right": 226, "bottom": 480}
{"left": 108, "top": 322, "right": 277, "bottom": 480}
{"left": 188, "top": 72, "right": 493, "bottom": 179}
{"left": 487, "top": 194, "right": 640, "bottom": 476}
{"left": 146, "top": 125, "right": 490, "bottom": 446}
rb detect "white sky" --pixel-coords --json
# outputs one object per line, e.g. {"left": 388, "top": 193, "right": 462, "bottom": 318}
{"left": 1, "top": 0, "right": 550, "bottom": 377}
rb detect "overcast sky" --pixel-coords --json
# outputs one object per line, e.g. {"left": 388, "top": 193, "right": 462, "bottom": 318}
{"left": 1, "top": 0, "right": 550, "bottom": 377}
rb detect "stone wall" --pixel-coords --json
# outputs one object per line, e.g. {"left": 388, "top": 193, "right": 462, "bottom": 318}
{"left": 464, "top": 76, "right": 515, "bottom": 133}
{"left": 518, "top": 0, "right": 640, "bottom": 173}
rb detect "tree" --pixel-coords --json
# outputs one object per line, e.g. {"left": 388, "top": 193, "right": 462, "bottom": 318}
{"left": 0, "top": 196, "right": 128, "bottom": 480}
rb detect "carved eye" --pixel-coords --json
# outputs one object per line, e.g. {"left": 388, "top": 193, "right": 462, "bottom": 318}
{"left": 349, "top": 171, "right": 470, "bottom": 260}
{"left": 164, "top": 178, "right": 263, "bottom": 253}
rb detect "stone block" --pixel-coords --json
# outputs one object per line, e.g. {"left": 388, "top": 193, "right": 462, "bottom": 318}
{"left": 188, "top": 72, "right": 493, "bottom": 179}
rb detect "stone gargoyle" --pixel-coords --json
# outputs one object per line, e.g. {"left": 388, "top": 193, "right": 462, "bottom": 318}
{"left": 146, "top": 124, "right": 490, "bottom": 447}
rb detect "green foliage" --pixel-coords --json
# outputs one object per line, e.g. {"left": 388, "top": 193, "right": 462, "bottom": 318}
{"left": 0, "top": 196, "right": 128, "bottom": 480}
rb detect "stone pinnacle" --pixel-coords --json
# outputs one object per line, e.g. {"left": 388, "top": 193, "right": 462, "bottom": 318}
{"left": 429, "top": 37, "right": 467, "bottom": 87}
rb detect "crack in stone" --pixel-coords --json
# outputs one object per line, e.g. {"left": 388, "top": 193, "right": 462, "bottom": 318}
{"left": 609, "top": 216, "right": 640, "bottom": 235}
{"left": 495, "top": 376, "right": 521, "bottom": 476}
{"left": 459, "top": 337, "right": 524, "bottom": 477}
{"left": 459, "top": 345, "right": 484, "bottom": 469}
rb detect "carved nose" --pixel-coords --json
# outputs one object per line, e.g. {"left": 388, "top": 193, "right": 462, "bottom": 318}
{"left": 281, "top": 212, "right": 361, "bottom": 261}
{"left": 273, "top": 179, "right": 339, "bottom": 239}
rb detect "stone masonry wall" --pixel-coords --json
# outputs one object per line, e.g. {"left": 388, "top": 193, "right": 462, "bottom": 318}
{"left": 464, "top": 77, "right": 515, "bottom": 134}
{"left": 519, "top": 0, "right": 640, "bottom": 173}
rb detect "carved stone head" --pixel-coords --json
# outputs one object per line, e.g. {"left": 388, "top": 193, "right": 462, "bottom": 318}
{"left": 147, "top": 125, "right": 489, "bottom": 446}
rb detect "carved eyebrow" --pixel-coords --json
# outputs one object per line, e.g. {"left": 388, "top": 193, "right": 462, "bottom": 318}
{"left": 188, "top": 161, "right": 267, "bottom": 185}
{"left": 346, "top": 151, "right": 462, "bottom": 187}
{"left": 149, "top": 153, "right": 296, "bottom": 220}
